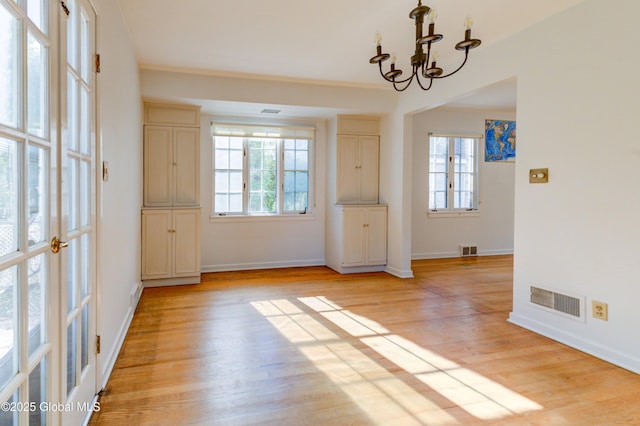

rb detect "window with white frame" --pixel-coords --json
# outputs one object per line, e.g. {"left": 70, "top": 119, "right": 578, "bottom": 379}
{"left": 429, "top": 134, "right": 479, "bottom": 212}
{"left": 213, "top": 123, "right": 314, "bottom": 215}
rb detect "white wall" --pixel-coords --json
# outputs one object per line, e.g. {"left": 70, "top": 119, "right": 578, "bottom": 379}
{"left": 508, "top": 0, "right": 640, "bottom": 373}
{"left": 199, "top": 114, "right": 328, "bottom": 271}
{"left": 411, "top": 108, "right": 516, "bottom": 259}
{"left": 94, "top": 0, "right": 143, "bottom": 386}
{"left": 386, "top": 0, "right": 640, "bottom": 373}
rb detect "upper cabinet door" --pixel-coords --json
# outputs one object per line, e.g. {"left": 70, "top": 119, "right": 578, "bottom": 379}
{"left": 337, "top": 135, "right": 360, "bottom": 203}
{"left": 173, "top": 127, "right": 200, "bottom": 206}
{"left": 144, "top": 126, "right": 173, "bottom": 206}
{"left": 143, "top": 103, "right": 201, "bottom": 207}
{"left": 358, "top": 135, "right": 380, "bottom": 204}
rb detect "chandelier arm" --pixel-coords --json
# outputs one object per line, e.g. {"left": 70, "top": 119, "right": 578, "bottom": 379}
{"left": 415, "top": 74, "right": 435, "bottom": 91}
{"left": 432, "top": 49, "right": 470, "bottom": 79}
{"left": 379, "top": 61, "right": 418, "bottom": 85}
{"left": 393, "top": 74, "right": 416, "bottom": 92}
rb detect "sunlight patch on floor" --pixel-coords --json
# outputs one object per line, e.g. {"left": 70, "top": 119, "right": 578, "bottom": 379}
{"left": 251, "top": 296, "right": 542, "bottom": 424}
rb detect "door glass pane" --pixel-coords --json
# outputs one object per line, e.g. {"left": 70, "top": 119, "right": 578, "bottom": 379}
{"left": 27, "top": 32, "right": 47, "bottom": 138}
{"left": 80, "top": 160, "right": 89, "bottom": 227}
{"left": 0, "top": 5, "right": 18, "bottom": 128}
{"left": 28, "top": 253, "right": 46, "bottom": 357}
{"left": 66, "top": 319, "right": 77, "bottom": 395}
{"left": 66, "top": 0, "right": 77, "bottom": 71}
{"left": 0, "top": 392, "right": 18, "bottom": 425}
{"left": 67, "top": 239, "right": 77, "bottom": 313}
{"left": 28, "top": 357, "right": 47, "bottom": 426}
{"left": 79, "top": 86, "right": 89, "bottom": 155}
{"left": 27, "top": 0, "right": 46, "bottom": 34}
{"left": 0, "top": 266, "right": 17, "bottom": 390}
{"left": 67, "top": 157, "right": 78, "bottom": 232}
{"left": 28, "top": 145, "right": 47, "bottom": 246}
{"left": 81, "top": 233, "right": 89, "bottom": 298}
{"left": 66, "top": 74, "right": 78, "bottom": 151}
{"left": 80, "top": 8, "right": 90, "bottom": 82}
{"left": 0, "top": 138, "right": 18, "bottom": 257}
{"left": 81, "top": 304, "right": 88, "bottom": 370}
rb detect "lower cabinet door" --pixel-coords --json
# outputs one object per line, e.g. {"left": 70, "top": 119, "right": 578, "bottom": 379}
{"left": 141, "top": 209, "right": 172, "bottom": 279}
{"left": 173, "top": 209, "right": 201, "bottom": 276}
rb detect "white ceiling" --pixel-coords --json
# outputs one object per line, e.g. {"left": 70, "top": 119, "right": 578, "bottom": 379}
{"left": 118, "top": 0, "right": 586, "bottom": 115}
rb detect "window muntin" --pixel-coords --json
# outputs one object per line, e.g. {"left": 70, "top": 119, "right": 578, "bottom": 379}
{"left": 429, "top": 135, "right": 479, "bottom": 212}
{"left": 212, "top": 124, "right": 314, "bottom": 216}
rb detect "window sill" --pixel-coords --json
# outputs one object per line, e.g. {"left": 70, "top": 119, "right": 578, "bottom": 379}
{"left": 209, "top": 213, "right": 317, "bottom": 223}
{"left": 427, "top": 210, "right": 480, "bottom": 218}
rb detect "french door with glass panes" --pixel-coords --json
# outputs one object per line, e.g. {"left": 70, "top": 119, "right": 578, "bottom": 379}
{"left": 0, "top": 0, "right": 98, "bottom": 425}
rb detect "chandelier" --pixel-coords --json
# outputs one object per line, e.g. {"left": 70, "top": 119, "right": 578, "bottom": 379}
{"left": 369, "top": 0, "right": 481, "bottom": 92}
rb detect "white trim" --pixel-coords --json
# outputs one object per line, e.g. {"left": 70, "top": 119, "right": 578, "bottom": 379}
{"left": 508, "top": 312, "right": 640, "bottom": 375}
{"left": 384, "top": 265, "right": 414, "bottom": 278}
{"left": 209, "top": 213, "right": 317, "bottom": 223}
{"left": 427, "top": 210, "right": 480, "bottom": 218}
{"left": 202, "top": 259, "right": 326, "bottom": 273}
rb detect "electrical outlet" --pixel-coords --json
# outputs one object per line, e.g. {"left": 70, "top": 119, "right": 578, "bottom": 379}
{"left": 592, "top": 300, "right": 608, "bottom": 321}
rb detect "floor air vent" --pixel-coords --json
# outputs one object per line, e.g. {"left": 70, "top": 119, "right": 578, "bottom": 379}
{"left": 530, "top": 286, "right": 582, "bottom": 319}
{"left": 460, "top": 245, "right": 478, "bottom": 257}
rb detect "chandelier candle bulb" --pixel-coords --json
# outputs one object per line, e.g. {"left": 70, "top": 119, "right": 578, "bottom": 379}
{"left": 374, "top": 32, "right": 382, "bottom": 46}
{"left": 465, "top": 17, "right": 473, "bottom": 29}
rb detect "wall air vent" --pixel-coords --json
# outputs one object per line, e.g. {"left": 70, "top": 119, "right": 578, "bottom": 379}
{"left": 530, "top": 286, "right": 584, "bottom": 320}
{"left": 460, "top": 245, "right": 478, "bottom": 257}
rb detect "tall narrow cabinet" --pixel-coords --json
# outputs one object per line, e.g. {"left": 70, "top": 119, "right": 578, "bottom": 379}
{"left": 141, "top": 103, "right": 201, "bottom": 286}
{"left": 326, "top": 115, "right": 388, "bottom": 274}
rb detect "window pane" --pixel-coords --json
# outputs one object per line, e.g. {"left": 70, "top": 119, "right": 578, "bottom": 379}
{"left": 0, "top": 5, "right": 18, "bottom": 128}
{"left": 214, "top": 149, "right": 229, "bottom": 169}
{"left": 0, "top": 266, "right": 17, "bottom": 390}
{"left": 0, "top": 138, "right": 19, "bottom": 257}
{"left": 248, "top": 140, "right": 276, "bottom": 214}
{"left": 283, "top": 139, "right": 310, "bottom": 212}
{"left": 28, "top": 253, "right": 46, "bottom": 357}
{"left": 27, "top": 32, "right": 47, "bottom": 138}
{"left": 27, "top": 0, "right": 47, "bottom": 34}
{"left": 28, "top": 145, "right": 47, "bottom": 246}
{"left": 81, "top": 233, "right": 89, "bottom": 297}
{"left": 81, "top": 304, "right": 88, "bottom": 370}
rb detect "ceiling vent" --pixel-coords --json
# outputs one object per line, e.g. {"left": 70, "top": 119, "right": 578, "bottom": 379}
{"left": 530, "top": 286, "right": 584, "bottom": 320}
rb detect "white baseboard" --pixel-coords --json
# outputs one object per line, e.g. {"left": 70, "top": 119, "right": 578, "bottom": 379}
{"left": 202, "top": 258, "right": 326, "bottom": 273}
{"left": 99, "top": 282, "right": 141, "bottom": 390}
{"left": 385, "top": 265, "right": 414, "bottom": 278}
{"left": 508, "top": 312, "right": 640, "bottom": 374}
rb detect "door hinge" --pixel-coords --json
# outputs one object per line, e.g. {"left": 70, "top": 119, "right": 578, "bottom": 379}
{"left": 60, "top": 1, "right": 70, "bottom": 16}
{"left": 96, "top": 335, "right": 101, "bottom": 354}
{"left": 95, "top": 54, "right": 101, "bottom": 73}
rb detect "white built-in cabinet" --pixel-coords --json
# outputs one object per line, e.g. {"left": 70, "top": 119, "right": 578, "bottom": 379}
{"left": 341, "top": 205, "right": 387, "bottom": 267}
{"left": 327, "top": 115, "right": 387, "bottom": 274}
{"left": 141, "top": 103, "right": 201, "bottom": 286}
{"left": 141, "top": 209, "right": 201, "bottom": 281}
{"left": 144, "top": 126, "right": 200, "bottom": 207}
{"left": 337, "top": 135, "right": 379, "bottom": 204}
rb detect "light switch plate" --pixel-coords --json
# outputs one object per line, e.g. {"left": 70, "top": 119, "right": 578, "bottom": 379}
{"left": 529, "top": 168, "right": 548, "bottom": 183}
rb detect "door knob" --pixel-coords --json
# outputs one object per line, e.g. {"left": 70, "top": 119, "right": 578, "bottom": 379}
{"left": 51, "top": 236, "right": 69, "bottom": 254}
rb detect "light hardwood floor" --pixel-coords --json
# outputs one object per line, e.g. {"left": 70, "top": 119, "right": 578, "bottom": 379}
{"left": 89, "top": 256, "right": 640, "bottom": 425}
